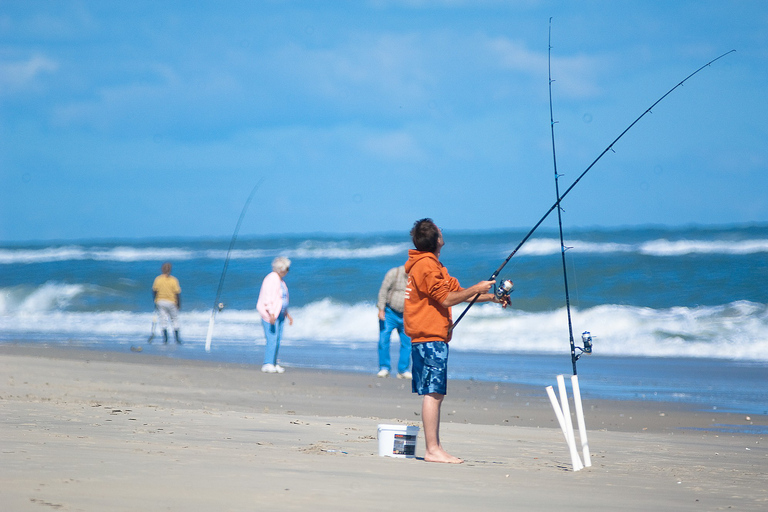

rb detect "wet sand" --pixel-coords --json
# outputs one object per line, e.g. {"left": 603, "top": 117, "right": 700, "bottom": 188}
{"left": 1, "top": 344, "right": 766, "bottom": 511}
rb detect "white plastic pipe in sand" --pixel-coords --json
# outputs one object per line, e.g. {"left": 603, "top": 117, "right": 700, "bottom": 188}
{"left": 557, "top": 375, "right": 577, "bottom": 457}
{"left": 545, "top": 375, "right": 584, "bottom": 471}
{"left": 571, "top": 375, "right": 592, "bottom": 467}
{"left": 545, "top": 383, "right": 582, "bottom": 471}
{"left": 204, "top": 311, "right": 216, "bottom": 352}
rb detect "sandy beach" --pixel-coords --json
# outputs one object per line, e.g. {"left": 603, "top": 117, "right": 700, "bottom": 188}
{"left": 0, "top": 343, "right": 766, "bottom": 511}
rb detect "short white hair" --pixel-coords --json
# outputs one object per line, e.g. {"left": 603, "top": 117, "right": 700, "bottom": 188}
{"left": 272, "top": 256, "right": 291, "bottom": 273}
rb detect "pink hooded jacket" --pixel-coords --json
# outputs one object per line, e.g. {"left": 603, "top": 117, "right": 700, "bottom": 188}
{"left": 256, "top": 271, "right": 289, "bottom": 323}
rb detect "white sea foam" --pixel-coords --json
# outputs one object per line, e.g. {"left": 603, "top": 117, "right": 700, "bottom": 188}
{"left": 639, "top": 239, "right": 768, "bottom": 256}
{"left": 203, "top": 249, "right": 270, "bottom": 260}
{"left": 0, "top": 242, "right": 411, "bottom": 264}
{"left": 284, "top": 242, "right": 411, "bottom": 259}
{"left": 97, "top": 247, "right": 195, "bottom": 262}
{"left": 517, "top": 239, "right": 634, "bottom": 256}
{"left": 1, "top": 297, "right": 766, "bottom": 362}
{"left": 520, "top": 238, "right": 768, "bottom": 257}
{"left": 0, "top": 282, "right": 86, "bottom": 314}
{"left": 0, "top": 246, "right": 197, "bottom": 264}
{"left": 0, "top": 246, "right": 90, "bottom": 264}
{"left": 2, "top": 238, "right": 767, "bottom": 264}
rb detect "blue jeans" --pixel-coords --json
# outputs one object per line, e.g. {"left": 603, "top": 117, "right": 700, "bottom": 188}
{"left": 262, "top": 314, "right": 285, "bottom": 365}
{"left": 378, "top": 306, "right": 411, "bottom": 374}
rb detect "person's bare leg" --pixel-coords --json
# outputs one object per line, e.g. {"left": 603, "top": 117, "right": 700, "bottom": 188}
{"left": 422, "top": 393, "right": 463, "bottom": 463}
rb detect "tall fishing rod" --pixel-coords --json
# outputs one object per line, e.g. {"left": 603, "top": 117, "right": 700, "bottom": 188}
{"left": 451, "top": 48, "right": 736, "bottom": 332}
{"left": 205, "top": 177, "right": 265, "bottom": 352}
{"left": 547, "top": 20, "right": 579, "bottom": 376}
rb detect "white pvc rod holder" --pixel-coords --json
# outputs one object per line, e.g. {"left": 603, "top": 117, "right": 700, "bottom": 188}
{"left": 571, "top": 375, "right": 592, "bottom": 467}
{"left": 546, "top": 377, "right": 583, "bottom": 472}
{"left": 557, "top": 375, "right": 577, "bottom": 455}
{"left": 204, "top": 311, "right": 216, "bottom": 352}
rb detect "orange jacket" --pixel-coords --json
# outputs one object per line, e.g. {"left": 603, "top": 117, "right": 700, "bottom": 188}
{"left": 403, "top": 250, "right": 462, "bottom": 343}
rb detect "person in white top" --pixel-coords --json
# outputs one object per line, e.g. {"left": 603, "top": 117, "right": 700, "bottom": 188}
{"left": 256, "top": 257, "right": 294, "bottom": 373}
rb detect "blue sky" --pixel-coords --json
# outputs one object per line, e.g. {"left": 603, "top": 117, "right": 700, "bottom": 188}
{"left": 1, "top": 1, "right": 766, "bottom": 242}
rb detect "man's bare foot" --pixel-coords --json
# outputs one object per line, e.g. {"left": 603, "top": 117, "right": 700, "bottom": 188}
{"left": 424, "top": 448, "right": 463, "bottom": 464}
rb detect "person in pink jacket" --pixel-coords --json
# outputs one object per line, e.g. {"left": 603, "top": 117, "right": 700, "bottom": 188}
{"left": 257, "top": 256, "right": 294, "bottom": 373}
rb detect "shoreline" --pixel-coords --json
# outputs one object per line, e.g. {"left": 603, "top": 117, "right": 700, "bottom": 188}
{"left": 5, "top": 336, "right": 767, "bottom": 417}
{"left": 1, "top": 342, "right": 767, "bottom": 434}
{"left": 1, "top": 343, "right": 767, "bottom": 510}
{"left": 3, "top": 340, "right": 767, "bottom": 426}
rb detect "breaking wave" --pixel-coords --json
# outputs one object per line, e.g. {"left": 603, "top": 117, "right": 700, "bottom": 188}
{"left": 2, "top": 293, "right": 766, "bottom": 362}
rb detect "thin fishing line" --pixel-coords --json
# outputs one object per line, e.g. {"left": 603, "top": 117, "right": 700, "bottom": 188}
{"left": 565, "top": 248, "right": 582, "bottom": 310}
{"left": 450, "top": 47, "right": 736, "bottom": 332}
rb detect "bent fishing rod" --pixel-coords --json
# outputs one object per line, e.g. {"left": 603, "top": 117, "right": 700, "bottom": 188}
{"left": 547, "top": 20, "right": 579, "bottom": 375}
{"left": 205, "top": 177, "right": 265, "bottom": 352}
{"left": 451, "top": 48, "right": 736, "bottom": 333}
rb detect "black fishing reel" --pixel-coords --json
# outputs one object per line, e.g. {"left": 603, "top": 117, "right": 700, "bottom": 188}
{"left": 494, "top": 279, "right": 514, "bottom": 307}
{"left": 575, "top": 331, "right": 593, "bottom": 360}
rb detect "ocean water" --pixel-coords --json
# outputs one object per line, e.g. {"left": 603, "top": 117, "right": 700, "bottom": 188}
{"left": 1, "top": 225, "right": 767, "bottom": 415}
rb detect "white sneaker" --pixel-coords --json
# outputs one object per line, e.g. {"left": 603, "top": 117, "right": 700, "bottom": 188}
{"left": 377, "top": 368, "right": 390, "bottom": 378}
{"left": 397, "top": 371, "right": 413, "bottom": 380}
{"left": 274, "top": 364, "right": 285, "bottom": 374}
{"left": 261, "top": 364, "right": 277, "bottom": 373}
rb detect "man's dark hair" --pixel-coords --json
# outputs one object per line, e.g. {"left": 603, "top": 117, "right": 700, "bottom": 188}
{"left": 410, "top": 218, "right": 441, "bottom": 253}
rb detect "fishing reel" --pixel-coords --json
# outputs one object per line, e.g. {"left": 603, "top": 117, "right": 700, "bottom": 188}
{"left": 494, "top": 279, "right": 514, "bottom": 307}
{"left": 575, "top": 331, "right": 593, "bottom": 360}
{"left": 217, "top": 302, "right": 225, "bottom": 312}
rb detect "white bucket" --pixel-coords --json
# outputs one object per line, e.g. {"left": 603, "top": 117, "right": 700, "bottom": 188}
{"left": 377, "top": 424, "right": 419, "bottom": 458}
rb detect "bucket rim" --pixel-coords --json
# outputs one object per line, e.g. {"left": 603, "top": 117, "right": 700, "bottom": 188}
{"left": 377, "top": 423, "right": 420, "bottom": 431}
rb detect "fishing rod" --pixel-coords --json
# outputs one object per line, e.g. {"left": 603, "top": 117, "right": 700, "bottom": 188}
{"left": 451, "top": 48, "right": 736, "bottom": 332}
{"left": 204, "top": 177, "right": 265, "bottom": 352}
{"left": 547, "top": 20, "right": 579, "bottom": 376}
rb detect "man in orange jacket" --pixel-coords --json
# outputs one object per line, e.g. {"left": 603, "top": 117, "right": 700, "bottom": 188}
{"left": 404, "top": 218, "right": 509, "bottom": 463}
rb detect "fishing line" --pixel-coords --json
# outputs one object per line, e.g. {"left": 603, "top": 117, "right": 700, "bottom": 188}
{"left": 546, "top": 19, "right": 579, "bottom": 375}
{"left": 205, "top": 177, "right": 265, "bottom": 352}
{"left": 566, "top": 248, "right": 582, "bottom": 311}
{"left": 451, "top": 47, "right": 735, "bottom": 332}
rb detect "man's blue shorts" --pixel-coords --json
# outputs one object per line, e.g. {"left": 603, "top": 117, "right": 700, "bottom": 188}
{"left": 411, "top": 341, "right": 449, "bottom": 396}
